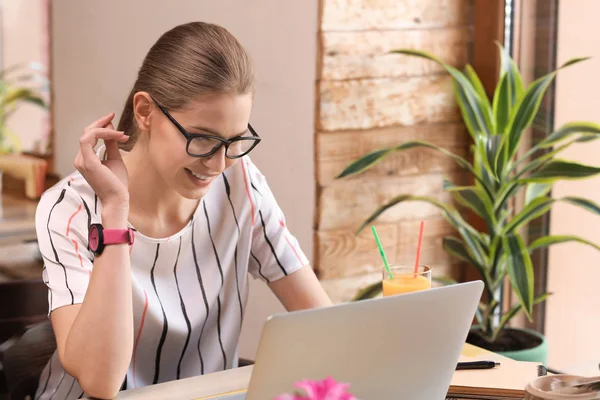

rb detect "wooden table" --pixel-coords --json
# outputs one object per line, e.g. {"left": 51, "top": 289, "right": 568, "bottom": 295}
{"left": 0, "top": 194, "right": 42, "bottom": 281}
{"left": 115, "top": 366, "right": 251, "bottom": 400}
{"left": 0, "top": 194, "right": 38, "bottom": 247}
{"left": 110, "top": 344, "right": 524, "bottom": 400}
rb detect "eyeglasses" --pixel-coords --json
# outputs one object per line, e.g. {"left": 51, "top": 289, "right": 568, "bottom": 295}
{"left": 151, "top": 96, "right": 261, "bottom": 159}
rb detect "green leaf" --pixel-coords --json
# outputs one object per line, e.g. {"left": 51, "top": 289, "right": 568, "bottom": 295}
{"left": 506, "top": 74, "right": 555, "bottom": 160}
{"left": 356, "top": 195, "right": 488, "bottom": 266}
{"left": 337, "top": 140, "right": 493, "bottom": 197}
{"left": 476, "top": 302, "right": 485, "bottom": 326}
{"left": 463, "top": 65, "right": 494, "bottom": 135}
{"left": 336, "top": 148, "right": 392, "bottom": 178}
{"left": 481, "top": 135, "right": 505, "bottom": 180}
{"left": 505, "top": 57, "right": 589, "bottom": 160}
{"left": 352, "top": 281, "right": 382, "bottom": 301}
{"left": 443, "top": 236, "right": 480, "bottom": 267}
{"left": 560, "top": 56, "right": 591, "bottom": 68}
{"left": 23, "top": 94, "right": 46, "bottom": 108}
{"left": 0, "top": 87, "right": 46, "bottom": 109}
{"left": 443, "top": 236, "right": 493, "bottom": 298}
{"left": 492, "top": 292, "right": 551, "bottom": 341}
{"left": 514, "top": 141, "right": 571, "bottom": 178}
{"left": 494, "top": 182, "right": 521, "bottom": 213}
{"left": 529, "top": 235, "right": 600, "bottom": 253}
{"left": 562, "top": 196, "right": 600, "bottom": 215}
{"left": 521, "top": 160, "right": 600, "bottom": 183}
{"left": 514, "top": 122, "right": 600, "bottom": 174}
{"left": 502, "top": 197, "right": 553, "bottom": 234}
{"left": 503, "top": 234, "right": 535, "bottom": 320}
{"left": 538, "top": 121, "right": 600, "bottom": 149}
{"left": 500, "top": 195, "right": 600, "bottom": 236}
{"left": 392, "top": 142, "right": 479, "bottom": 179}
{"left": 356, "top": 194, "right": 469, "bottom": 235}
{"left": 488, "top": 236, "right": 502, "bottom": 279}
{"left": 525, "top": 183, "right": 552, "bottom": 206}
{"left": 464, "top": 64, "right": 491, "bottom": 108}
{"left": 492, "top": 72, "right": 511, "bottom": 134}
{"left": 498, "top": 207, "right": 512, "bottom": 227}
{"left": 445, "top": 183, "right": 495, "bottom": 231}
{"left": 497, "top": 43, "right": 524, "bottom": 107}
{"left": 391, "top": 49, "right": 492, "bottom": 139}
{"left": 1, "top": 127, "right": 22, "bottom": 153}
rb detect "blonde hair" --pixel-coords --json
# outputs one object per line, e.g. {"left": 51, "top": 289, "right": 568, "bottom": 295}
{"left": 117, "top": 22, "right": 254, "bottom": 150}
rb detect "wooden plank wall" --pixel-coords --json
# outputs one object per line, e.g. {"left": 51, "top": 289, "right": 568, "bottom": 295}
{"left": 315, "top": 0, "right": 474, "bottom": 302}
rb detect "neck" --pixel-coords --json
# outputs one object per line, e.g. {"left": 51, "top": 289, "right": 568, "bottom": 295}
{"left": 122, "top": 146, "right": 198, "bottom": 227}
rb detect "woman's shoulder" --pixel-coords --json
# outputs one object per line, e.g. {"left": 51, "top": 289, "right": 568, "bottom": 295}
{"left": 218, "top": 156, "right": 270, "bottom": 203}
{"left": 225, "top": 157, "right": 269, "bottom": 189}
{"left": 36, "top": 171, "right": 97, "bottom": 218}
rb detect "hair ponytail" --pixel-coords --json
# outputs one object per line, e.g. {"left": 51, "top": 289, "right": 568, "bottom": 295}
{"left": 117, "top": 87, "right": 137, "bottom": 151}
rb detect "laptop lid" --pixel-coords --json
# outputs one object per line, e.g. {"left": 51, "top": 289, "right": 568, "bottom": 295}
{"left": 245, "top": 280, "right": 483, "bottom": 400}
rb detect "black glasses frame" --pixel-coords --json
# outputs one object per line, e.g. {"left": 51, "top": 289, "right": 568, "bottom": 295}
{"left": 151, "top": 96, "right": 262, "bottom": 159}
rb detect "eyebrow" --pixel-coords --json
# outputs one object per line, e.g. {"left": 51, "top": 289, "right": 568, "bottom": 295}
{"left": 188, "top": 125, "right": 250, "bottom": 138}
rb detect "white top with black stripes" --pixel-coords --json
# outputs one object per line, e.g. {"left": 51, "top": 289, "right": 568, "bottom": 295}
{"left": 33, "top": 154, "right": 307, "bottom": 400}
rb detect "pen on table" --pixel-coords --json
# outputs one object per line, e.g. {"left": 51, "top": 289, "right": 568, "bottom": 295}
{"left": 456, "top": 361, "right": 501, "bottom": 370}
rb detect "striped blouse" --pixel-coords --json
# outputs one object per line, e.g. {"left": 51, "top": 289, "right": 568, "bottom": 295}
{"left": 33, "top": 154, "right": 308, "bottom": 399}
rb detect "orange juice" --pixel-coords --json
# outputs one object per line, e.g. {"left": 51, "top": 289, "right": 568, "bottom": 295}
{"left": 382, "top": 274, "right": 431, "bottom": 296}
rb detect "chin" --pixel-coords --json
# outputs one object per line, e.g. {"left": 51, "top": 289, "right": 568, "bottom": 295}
{"left": 176, "top": 185, "right": 211, "bottom": 200}
{"left": 173, "top": 168, "right": 221, "bottom": 200}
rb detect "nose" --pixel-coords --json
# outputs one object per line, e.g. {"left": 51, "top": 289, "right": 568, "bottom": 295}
{"left": 202, "top": 145, "right": 227, "bottom": 173}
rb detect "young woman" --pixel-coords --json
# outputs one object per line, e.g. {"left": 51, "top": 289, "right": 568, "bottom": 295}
{"left": 34, "top": 21, "right": 332, "bottom": 400}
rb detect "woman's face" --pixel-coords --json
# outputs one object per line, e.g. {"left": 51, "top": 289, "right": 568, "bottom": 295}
{"left": 147, "top": 92, "right": 253, "bottom": 200}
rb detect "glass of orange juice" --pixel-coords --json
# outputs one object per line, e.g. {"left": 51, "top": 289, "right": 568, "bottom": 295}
{"left": 382, "top": 265, "right": 432, "bottom": 297}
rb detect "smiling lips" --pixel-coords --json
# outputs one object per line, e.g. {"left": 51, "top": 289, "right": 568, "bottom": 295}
{"left": 185, "top": 168, "right": 218, "bottom": 187}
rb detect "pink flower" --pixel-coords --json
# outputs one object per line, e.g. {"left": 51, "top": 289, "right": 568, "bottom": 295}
{"left": 274, "top": 376, "right": 358, "bottom": 400}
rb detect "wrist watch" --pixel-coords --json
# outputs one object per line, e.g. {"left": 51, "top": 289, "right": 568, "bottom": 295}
{"left": 88, "top": 223, "right": 135, "bottom": 255}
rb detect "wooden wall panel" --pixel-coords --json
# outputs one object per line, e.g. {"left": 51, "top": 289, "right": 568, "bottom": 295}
{"left": 317, "top": 218, "right": 458, "bottom": 279}
{"left": 318, "top": 171, "right": 466, "bottom": 231}
{"left": 321, "top": 0, "right": 472, "bottom": 31}
{"left": 315, "top": 0, "right": 474, "bottom": 303}
{"left": 320, "top": 28, "right": 471, "bottom": 80}
{"left": 319, "top": 75, "right": 459, "bottom": 131}
{"left": 316, "top": 123, "right": 469, "bottom": 185}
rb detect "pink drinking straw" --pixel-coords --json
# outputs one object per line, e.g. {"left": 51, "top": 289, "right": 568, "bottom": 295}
{"left": 414, "top": 221, "right": 424, "bottom": 277}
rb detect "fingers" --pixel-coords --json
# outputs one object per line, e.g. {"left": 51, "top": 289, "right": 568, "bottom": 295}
{"left": 104, "top": 139, "right": 123, "bottom": 162}
{"left": 88, "top": 112, "right": 115, "bottom": 129}
{"left": 85, "top": 128, "right": 128, "bottom": 141}
{"left": 76, "top": 126, "right": 128, "bottom": 172}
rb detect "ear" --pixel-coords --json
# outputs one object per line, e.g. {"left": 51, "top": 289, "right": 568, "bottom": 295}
{"left": 133, "top": 92, "right": 153, "bottom": 132}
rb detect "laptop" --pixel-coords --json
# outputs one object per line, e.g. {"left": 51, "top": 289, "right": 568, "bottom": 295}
{"left": 221, "top": 280, "right": 483, "bottom": 400}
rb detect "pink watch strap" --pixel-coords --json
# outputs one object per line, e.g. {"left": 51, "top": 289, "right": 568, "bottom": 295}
{"left": 103, "top": 228, "right": 135, "bottom": 246}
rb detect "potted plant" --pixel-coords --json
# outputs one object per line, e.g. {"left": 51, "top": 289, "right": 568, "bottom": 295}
{"left": 0, "top": 62, "right": 47, "bottom": 154}
{"left": 0, "top": 62, "right": 48, "bottom": 192}
{"left": 337, "top": 45, "right": 600, "bottom": 364}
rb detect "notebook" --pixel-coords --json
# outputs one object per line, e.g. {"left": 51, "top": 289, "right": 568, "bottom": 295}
{"left": 447, "top": 351, "right": 540, "bottom": 399}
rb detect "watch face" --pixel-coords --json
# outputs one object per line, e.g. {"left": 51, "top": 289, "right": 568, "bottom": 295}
{"left": 89, "top": 225, "right": 100, "bottom": 251}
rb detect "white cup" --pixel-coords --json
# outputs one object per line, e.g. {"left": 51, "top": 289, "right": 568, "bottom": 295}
{"left": 525, "top": 375, "right": 600, "bottom": 400}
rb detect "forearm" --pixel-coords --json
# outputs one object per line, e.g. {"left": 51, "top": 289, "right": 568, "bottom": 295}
{"left": 268, "top": 265, "right": 333, "bottom": 311}
{"left": 60, "top": 213, "right": 133, "bottom": 398}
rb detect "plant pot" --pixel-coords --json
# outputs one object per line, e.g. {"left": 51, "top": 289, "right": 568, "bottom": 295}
{"left": 468, "top": 327, "right": 548, "bottom": 364}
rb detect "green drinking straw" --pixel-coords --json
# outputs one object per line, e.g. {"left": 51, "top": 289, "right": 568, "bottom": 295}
{"left": 371, "top": 225, "right": 393, "bottom": 279}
